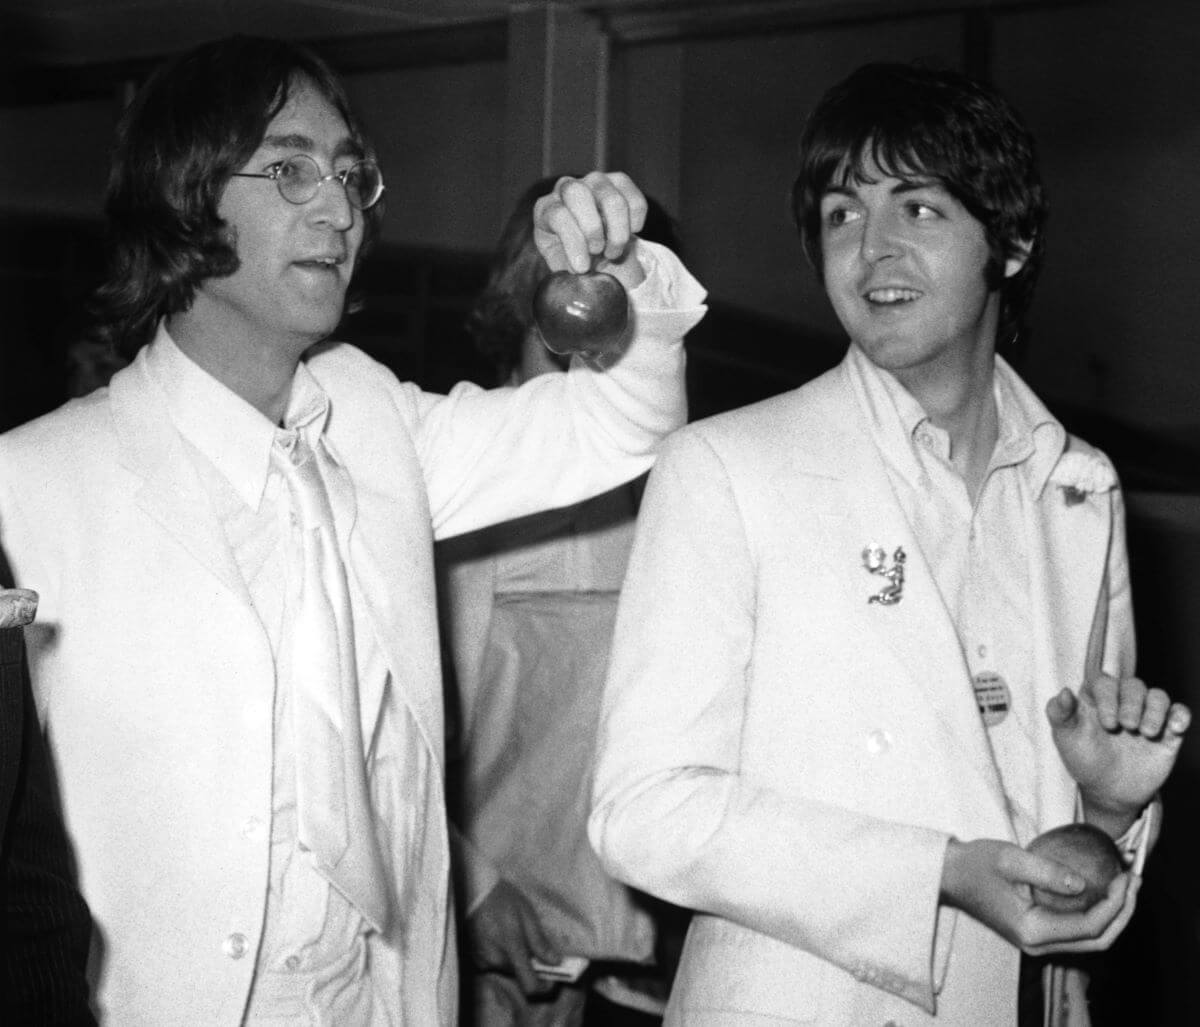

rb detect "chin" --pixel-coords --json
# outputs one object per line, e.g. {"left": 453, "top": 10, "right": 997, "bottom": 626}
{"left": 296, "top": 308, "right": 345, "bottom": 342}
{"left": 854, "top": 336, "right": 913, "bottom": 368}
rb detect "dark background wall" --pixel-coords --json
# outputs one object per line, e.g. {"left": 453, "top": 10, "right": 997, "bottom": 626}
{"left": 1, "top": 0, "right": 1197, "bottom": 1021}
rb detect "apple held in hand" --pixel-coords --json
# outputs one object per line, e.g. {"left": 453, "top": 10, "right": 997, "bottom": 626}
{"left": 532, "top": 269, "right": 631, "bottom": 364}
{"left": 1027, "top": 823, "right": 1123, "bottom": 913}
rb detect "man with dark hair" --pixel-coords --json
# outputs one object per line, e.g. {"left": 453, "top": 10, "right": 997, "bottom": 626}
{"left": 1, "top": 558, "right": 94, "bottom": 1025}
{"left": 589, "top": 62, "right": 1189, "bottom": 1025}
{"left": 0, "top": 35, "right": 704, "bottom": 1024}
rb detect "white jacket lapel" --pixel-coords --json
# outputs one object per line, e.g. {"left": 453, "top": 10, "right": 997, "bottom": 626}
{"left": 109, "top": 353, "right": 250, "bottom": 605}
{"left": 799, "top": 370, "right": 1013, "bottom": 829}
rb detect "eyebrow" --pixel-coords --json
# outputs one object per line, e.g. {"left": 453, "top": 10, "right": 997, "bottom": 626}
{"left": 821, "top": 176, "right": 945, "bottom": 200}
{"left": 260, "top": 133, "right": 363, "bottom": 161}
{"left": 891, "top": 177, "right": 943, "bottom": 194}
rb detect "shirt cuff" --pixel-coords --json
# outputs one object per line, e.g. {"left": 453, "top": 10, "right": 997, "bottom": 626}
{"left": 1116, "top": 798, "right": 1158, "bottom": 875}
{"left": 1074, "top": 793, "right": 1159, "bottom": 875}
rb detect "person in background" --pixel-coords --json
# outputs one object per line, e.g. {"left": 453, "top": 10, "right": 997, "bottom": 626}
{"left": 1, "top": 549, "right": 94, "bottom": 1026}
{"left": 439, "top": 177, "right": 689, "bottom": 1026}
{"left": 589, "top": 61, "right": 1190, "bottom": 1026}
{"left": 0, "top": 35, "right": 705, "bottom": 1025}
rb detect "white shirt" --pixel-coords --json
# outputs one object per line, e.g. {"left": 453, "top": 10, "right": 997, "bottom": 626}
{"left": 146, "top": 332, "right": 391, "bottom": 1014}
{"left": 846, "top": 343, "right": 1066, "bottom": 843}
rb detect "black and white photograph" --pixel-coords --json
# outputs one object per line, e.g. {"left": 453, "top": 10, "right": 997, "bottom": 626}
{"left": 1, "top": 2, "right": 1197, "bottom": 1025}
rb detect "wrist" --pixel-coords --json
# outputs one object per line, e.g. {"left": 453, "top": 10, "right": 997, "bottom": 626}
{"left": 1080, "top": 792, "right": 1143, "bottom": 840}
{"left": 599, "top": 239, "right": 648, "bottom": 291}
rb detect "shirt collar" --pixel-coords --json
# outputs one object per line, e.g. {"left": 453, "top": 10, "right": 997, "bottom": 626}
{"left": 992, "top": 354, "right": 1066, "bottom": 497}
{"left": 845, "top": 343, "right": 1066, "bottom": 494}
{"left": 845, "top": 343, "right": 935, "bottom": 491}
{"left": 144, "top": 323, "right": 330, "bottom": 511}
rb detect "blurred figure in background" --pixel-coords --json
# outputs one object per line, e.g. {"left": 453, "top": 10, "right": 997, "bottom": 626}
{"left": 438, "top": 178, "right": 690, "bottom": 1026}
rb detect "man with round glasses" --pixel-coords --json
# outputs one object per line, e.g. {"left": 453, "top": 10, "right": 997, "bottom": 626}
{"left": 0, "top": 34, "right": 705, "bottom": 1025}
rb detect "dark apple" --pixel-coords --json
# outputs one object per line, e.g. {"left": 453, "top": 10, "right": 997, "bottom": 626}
{"left": 532, "top": 269, "right": 631, "bottom": 363}
{"left": 1027, "top": 822, "right": 1123, "bottom": 913}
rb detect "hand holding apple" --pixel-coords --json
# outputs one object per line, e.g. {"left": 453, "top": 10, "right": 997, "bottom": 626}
{"left": 940, "top": 835, "right": 1135, "bottom": 956}
{"left": 532, "top": 171, "right": 648, "bottom": 291}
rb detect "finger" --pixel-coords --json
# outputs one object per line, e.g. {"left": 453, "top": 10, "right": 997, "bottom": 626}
{"left": 1085, "top": 673, "right": 1121, "bottom": 731}
{"left": 1009, "top": 847, "right": 1086, "bottom": 897}
{"left": 1087, "top": 873, "right": 1139, "bottom": 949}
{"left": 585, "top": 171, "right": 647, "bottom": 260}
{"left": 603, "top": 171, "right": 648, "bottom": 234}
{"left": 534, "top": 190, "right": 591, "bottom": 273}
{"left": 532, "top": 195, "right": 568, "bottom": 272}
{"left": 588, "top": 177, "right": 633, "bottom": 261}
{"left": 1025, "top": 873, "right": 1133, "bottom": 956}
{"left": 1116, "top": 676, "right": 1148, "bottom": 732}
{"left": 558, "top": 177, "right": 607, "bottom": 261}
{"left": 1167, "top": 702, "right": 1192, "bottom": 738}
{"left": 1045, "top": 687, "right": 1080, "bottom": 730}
{"left": 1136, "top": 687, "right": 1171, "bottom": 737}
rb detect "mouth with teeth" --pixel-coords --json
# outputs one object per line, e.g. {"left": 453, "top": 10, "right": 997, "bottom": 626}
{"left": 294, "top": 255, "right": 344, "bottom": 272}
{"left": 865, "top": 287, "right": 922, "bottom": 305}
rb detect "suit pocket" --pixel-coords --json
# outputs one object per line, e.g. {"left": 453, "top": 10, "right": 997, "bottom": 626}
{"left": 672, "top": 915, "right": 824, "bottom": 1022}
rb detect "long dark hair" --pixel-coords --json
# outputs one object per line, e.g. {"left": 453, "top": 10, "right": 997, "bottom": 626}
{"left": 89, "top": 35, "right": 381, "bottom": 360}
{"left": 791, "top": 62, "right": 1047, "bottom": 347}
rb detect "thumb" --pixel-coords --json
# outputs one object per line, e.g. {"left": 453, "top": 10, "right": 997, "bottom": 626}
{"left": 1045, "top": 687, "right": 1081, "bottom": 730}
{"left": 1017, "top": 847, "right": 1087, "bottom": 898}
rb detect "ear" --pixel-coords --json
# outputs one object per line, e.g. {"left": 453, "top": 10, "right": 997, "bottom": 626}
{"left": 1004, "top": 237, "right": 1034, "bottom": 279}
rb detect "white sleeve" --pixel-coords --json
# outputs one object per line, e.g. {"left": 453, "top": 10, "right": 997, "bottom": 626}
{"left": 406, "top": 241, "right": 705, "bottom": 541}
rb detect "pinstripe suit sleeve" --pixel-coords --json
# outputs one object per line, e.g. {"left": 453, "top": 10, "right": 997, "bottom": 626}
{"left": 1, "top": 544, "right": 96, "bottom": 1026}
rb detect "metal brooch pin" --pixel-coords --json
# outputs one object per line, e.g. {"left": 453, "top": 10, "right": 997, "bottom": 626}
{"left": 862, "top": 545, "right": 906, "bottom": 606}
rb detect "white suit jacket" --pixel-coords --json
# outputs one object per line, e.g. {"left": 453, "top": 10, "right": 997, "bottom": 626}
{"left": 0, "top": 246, "right": 702, "bottom": 1025}
{"left": 590, "top": 354, "right": 1134, "bottom": 1026}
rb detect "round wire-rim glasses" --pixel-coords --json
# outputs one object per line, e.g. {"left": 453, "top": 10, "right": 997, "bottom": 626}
{"left": 232, "top": 154, "right": 385, "bottom": 211}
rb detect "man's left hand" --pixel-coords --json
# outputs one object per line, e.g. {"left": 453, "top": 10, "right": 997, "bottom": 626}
{"left": 1047, "top": 674, "right": 1191, "bottom": 837}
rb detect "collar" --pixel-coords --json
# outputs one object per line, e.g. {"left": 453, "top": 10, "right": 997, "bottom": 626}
{"left": 845, "top": 343, "right": 1066, "bottom": 496}
{"left": 143, "top": 323, "right": 331, "bottom": 512}
{"left": 991, "top": 355, "right": 1065, "bottom": 498}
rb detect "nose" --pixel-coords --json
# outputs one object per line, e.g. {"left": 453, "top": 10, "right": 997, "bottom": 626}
{"left": 860, "top": 207, "right": 901, "bottom": 264}
{"left": 308, "top": 175, "right": 355, "bottom": 232}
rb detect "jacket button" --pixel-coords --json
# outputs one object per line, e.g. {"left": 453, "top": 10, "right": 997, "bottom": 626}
{"left": 866, "top": 729, "right": 892, "bottom": 754}
{"left": 223, "top": 932, "right": 249, "bottom": 959}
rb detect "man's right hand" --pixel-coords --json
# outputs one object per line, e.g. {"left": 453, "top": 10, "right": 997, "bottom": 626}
{"left": 532, "top": 172, "right": 649, "bottom": 289}
{"left": 468, "top": 878, "right": 563, "bottom": 997}
{"left": 939, "top": 837, "right": 1137, "bottom": 956}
